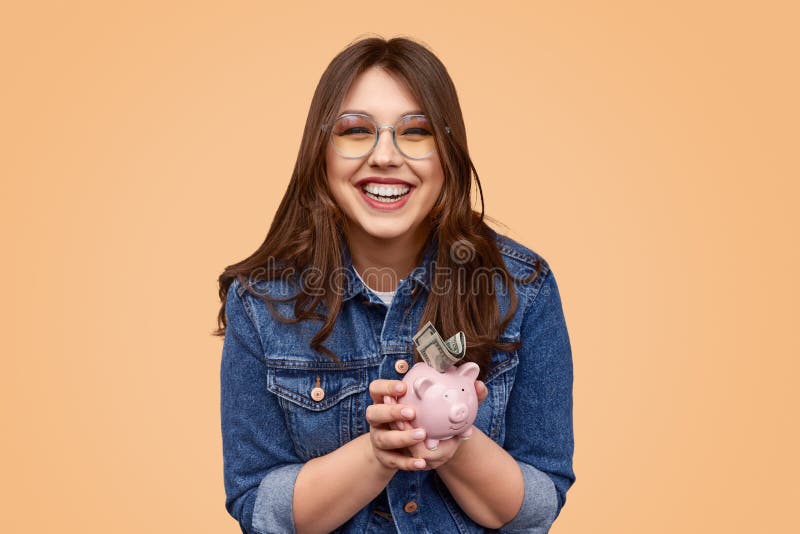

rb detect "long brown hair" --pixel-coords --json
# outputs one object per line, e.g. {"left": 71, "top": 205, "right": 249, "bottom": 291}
{"left": 213, "top": 36, "right": 540, "bottom": 379}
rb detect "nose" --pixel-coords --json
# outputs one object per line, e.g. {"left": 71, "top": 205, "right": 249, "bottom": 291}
{"left": 449, "top": 403, "right": 468, "bottom": 423}
{"left": 367, "top": 127, "right": 403, "bottom": 167}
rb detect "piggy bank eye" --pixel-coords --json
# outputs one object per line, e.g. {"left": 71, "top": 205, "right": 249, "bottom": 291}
{"left": 461, "top": 388, "right": 465, "bottom": 391}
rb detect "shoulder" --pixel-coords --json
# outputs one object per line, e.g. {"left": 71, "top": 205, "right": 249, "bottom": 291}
{"left": 231, "top": 271, "right": 302, "bottom": 305}
{"left": 226, "top": 275, "right": 297, "bottom": 330}
{"left": 488, "top": 228, "right": 552, "bottom": 303}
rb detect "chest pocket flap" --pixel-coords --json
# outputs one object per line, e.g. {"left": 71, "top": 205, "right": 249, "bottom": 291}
{"left": 267, "top": 364, "right": 368, "bottom": 411}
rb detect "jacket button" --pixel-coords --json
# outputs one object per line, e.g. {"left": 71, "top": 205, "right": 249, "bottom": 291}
{"left": 403, "top": 501, "right": 418, "bottom": 514}
{"left": 310, "top": 387, "right": 325, "bottom": 402}
{"left": 394, "top": 360, "right": 409, "bottom": 374}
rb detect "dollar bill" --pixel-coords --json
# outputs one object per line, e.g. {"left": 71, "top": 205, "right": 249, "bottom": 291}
{"left": 412, "top": 321, "right": 467, "bottom": 372}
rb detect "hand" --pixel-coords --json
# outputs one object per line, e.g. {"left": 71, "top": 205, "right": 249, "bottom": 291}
{"left": 406, "top": 380, "right": 488, "bottom": 470}
{"left": 365, "top": 379, "right": 430, "bottom": 471}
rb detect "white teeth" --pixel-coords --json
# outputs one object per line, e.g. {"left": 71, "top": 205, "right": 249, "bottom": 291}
{"left": 365, "top": 190, "right": 406, "bottom": 203}
{"left": 362, "top": 182, "right": 410, "bottom": 196}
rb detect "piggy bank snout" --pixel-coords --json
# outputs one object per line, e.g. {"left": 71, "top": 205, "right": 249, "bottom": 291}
{"left": 449, "top": 402, "right": 469, "bottom": 423}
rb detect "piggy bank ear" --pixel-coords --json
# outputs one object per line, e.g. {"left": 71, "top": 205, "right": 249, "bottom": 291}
{"left": 413, "top": 377, "right": 434, "bottom": 399}
{"left": 458, "top": 362, "right": 480, "bottom": 381}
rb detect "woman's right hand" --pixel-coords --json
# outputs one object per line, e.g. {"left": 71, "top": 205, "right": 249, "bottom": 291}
{"left": 365, "top": 379, "right": 429, "bottom": 471}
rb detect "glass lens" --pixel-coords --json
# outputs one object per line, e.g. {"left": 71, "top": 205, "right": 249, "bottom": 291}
{"left": 331, "top": 115, "right": 376, "bottom": 158}
{"left": 330, "top": 114, "right": 436, "bottom": 159}
{"left": 395, "top": 115, "right": 435, "bottom": 159}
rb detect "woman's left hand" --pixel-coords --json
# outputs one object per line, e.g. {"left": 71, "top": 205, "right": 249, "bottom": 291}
{"left": 405, "top": 379, "right": 488, "bottom": 470}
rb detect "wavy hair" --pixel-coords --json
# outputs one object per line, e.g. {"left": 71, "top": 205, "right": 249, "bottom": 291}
{"left": 213, "top": 36, "right": 541, "bottom": 379}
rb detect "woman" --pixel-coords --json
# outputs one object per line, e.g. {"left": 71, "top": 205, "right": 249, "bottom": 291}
{"left": 215, "top": 36, "right": 575, "bottom": 533}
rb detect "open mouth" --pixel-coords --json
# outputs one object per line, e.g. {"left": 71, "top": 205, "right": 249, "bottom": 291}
{"left": 360, "top": 182, "right": 412, "bottom": 203}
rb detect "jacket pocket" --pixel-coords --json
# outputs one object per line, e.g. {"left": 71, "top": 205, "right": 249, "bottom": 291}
{"left": 265, "top": 358, "right": 376, "bottom": 461}
{"left": 474, "top": 347, "right": 520, "bottom": 443}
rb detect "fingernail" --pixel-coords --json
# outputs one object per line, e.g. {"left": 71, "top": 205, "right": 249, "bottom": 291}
{"left": 401, "top": 408, "right": 413, "bottom": 418}
{"left": 394, "top": 383, "right": 404, "bottom": 393}
{"left": 414, "top": 459, "right": 425, "bottom": 469}
{"left": 413, "top": 429, "right": 425, "bottom": 439}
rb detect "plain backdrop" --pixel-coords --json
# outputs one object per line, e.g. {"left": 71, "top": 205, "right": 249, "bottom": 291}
{"left": 2, "top": 1, "right": 798, "bottom": 532}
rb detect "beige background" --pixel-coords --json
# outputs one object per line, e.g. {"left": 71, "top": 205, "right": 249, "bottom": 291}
{"left": 2, "top": 1, "right": 798, "bottom": 532}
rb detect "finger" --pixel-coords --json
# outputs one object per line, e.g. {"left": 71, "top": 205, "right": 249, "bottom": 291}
{"left": 372, "top": 426, "right": 427, "bottom": 451}
{"left": 382, "top": 395, "right": 406, "bottom": 430}
{"left": 374, "top": 449, "right": 427, "bottom": 471}
{"left": 475, "top": 380, "right": 488, "bottom": 403}
{"left": 366, "top": 403, "right": 416, "bottom": 426}
{"left": 408, "top": 438, "right": 453, "bottom": 460}
{"left": 369, "top": 380, "right": 406, "bottom": 403}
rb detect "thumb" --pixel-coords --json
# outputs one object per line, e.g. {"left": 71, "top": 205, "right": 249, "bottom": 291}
{"left": 475, "top": 380, "right": 488, "bottom": 403}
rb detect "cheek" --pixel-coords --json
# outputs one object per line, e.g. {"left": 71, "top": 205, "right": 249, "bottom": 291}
{"left": 324, "top": 145, "right": 340, "bottom": 182}
{"left": 325, "top": 150, "right": 359, "bottom": 192}
{"left": 428, "top": 153, "right": 446, "bottom": 186}
{"left": 418, "top": 160, "right": 445, "bottom": 195}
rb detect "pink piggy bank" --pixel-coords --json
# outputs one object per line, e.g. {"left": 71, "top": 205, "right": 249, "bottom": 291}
{"left": 397, "top": 361, "right": 480, "bottom": 450}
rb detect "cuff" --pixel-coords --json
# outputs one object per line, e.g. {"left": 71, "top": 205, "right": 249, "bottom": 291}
{"left": 499, "top": 461, "right": 558, "bottom": 533}
{"left": 252, "top": 463, "right": 304, "bottom": 534}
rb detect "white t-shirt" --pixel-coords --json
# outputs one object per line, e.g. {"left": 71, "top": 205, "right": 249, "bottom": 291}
{"left": 353, "top": 267, "right": 396, "bottom": 306}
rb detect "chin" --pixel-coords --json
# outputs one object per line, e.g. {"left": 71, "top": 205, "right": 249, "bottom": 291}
{"left": 356, "top": 218, "right": 415, "bottom": 240}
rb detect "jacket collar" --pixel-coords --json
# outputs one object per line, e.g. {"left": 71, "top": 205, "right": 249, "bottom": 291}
{"left": 339, "top": 232, "right": 438, "bottom": 302}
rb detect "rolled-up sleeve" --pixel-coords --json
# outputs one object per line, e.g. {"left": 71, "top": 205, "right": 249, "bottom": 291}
{"left": 221, "top": 279, "right": 304, "bottom": 534}
{"left": 500, "top": 268, "right": 576, "bottom": 533}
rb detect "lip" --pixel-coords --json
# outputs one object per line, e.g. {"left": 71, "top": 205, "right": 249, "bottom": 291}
{"left": 355, "top": 176, "right": 415, "bottom": 212}
{"left": 354, "top": 176, "right": 414, "bottom": 187}
{"left": 358, "top": 185, "right": 413, "bottom": 211}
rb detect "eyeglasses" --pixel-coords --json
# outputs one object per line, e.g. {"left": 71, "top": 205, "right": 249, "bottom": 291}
{"left": 323, "top": 113, "right": 450, "bottom": 160}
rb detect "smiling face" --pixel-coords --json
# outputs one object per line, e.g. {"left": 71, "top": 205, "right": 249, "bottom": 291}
{"left": 325, "top": 66, "right": 445, "bottom": 246}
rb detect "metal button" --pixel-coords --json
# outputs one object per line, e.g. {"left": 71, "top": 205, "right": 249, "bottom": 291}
{"left": 404, "top": 501, "right": 418, "bottom": 514}
{"left": 394, "top": 359, "right": 409, "bottom": 374}
{"left": 310, "top": 375, "right": 324, "bottom": 401}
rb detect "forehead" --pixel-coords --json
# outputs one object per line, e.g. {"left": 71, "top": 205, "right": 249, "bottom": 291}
{"left": 338, "top": 67, "right": 423, "bottom": 122}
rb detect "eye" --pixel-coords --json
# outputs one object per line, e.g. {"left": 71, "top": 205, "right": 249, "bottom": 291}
{"left": 332, "top": 115, "right": 375, "bottom": 137}
{"left": 461, "top": 388, "right": 465, "bottom": 391}
{"left": 341, "top": 127, "right": 372, "bottom": 135}
{"left": 401, "top": 127, "right": 433, "bottom": 136}
{"left": 398, "top": 116, "right": 433, "bottom": 138}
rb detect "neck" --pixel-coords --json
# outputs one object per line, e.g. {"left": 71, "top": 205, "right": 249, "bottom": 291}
{"left": 345, "top": 224, "right": 431, "bottom": 292}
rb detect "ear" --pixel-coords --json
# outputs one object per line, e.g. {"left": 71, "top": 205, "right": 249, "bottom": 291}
{"left": 458, "top": 362, "right": 480, "bottom": 382}
{"left": 413, "top": 377, "right": 434, "bottom": 399}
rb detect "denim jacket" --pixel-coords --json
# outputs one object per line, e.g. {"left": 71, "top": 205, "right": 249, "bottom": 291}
{"left": 220, "top": 229, "right": 575, "bottom": 533}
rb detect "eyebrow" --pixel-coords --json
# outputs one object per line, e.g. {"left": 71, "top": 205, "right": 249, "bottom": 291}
{"left": 339, "top": 109, "right": 426, "bottom": 118}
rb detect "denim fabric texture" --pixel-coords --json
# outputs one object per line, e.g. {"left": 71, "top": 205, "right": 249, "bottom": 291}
{"left": 220, "top": 229, "right": 576, "bottom": 533}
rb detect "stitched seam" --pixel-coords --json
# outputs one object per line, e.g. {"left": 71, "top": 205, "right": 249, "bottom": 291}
{"left": 266, "top": 357, "right": 383, "bottom": 370}
{"left": 232, "top": 280, "right": 268, "bottom": 364}
{"left": 275, "top": 395, "right": 307, "bottom": 459}
{"left": 523, "top": 267, "right": 553, "bottom": 316}
{"left": 267, "top": 369, "right": 368, "bottom": 410}
{"left": 497, "top": 242, "right": 540, "bottom": 267}
{"left": 269, "top": 382, "right": 365, "bottom": 410}
{"left": 433, "top": 472, "right": 471, "bottom": 533}
{"left": 341, "top": 390, "right": 350, "bottom": 445}
{"left": 484, "top": 351, "right": 520, "bottom": 384}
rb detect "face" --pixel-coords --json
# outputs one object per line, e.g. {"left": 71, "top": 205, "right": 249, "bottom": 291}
{"left": 325, "top": 66, "right": 445, "bottom": 245}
